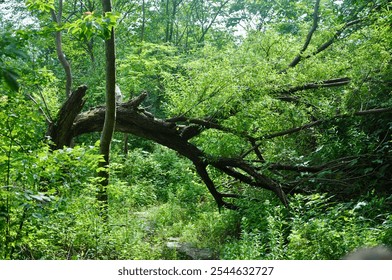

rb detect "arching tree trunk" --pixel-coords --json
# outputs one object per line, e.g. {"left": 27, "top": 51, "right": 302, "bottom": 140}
{"left": 47, "top": 86, "right": 392, "bottom": 210}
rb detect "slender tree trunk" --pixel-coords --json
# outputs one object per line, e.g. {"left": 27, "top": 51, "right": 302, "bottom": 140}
{"left": 51, "top": 0, "right": 72, "bottom": 97}
{"left": 168, "top": 0, "right": 176, "bottom": 42}
{"left": 165, "top": 0, "right": 170, "bottom": 42}
{"left": 140, "top": 0, "right": 146, "bottom": 42}
{"left": 98, "top": 0, "right": 116, "bottom": 212}
{"left": 123, "top": 133, "right": 129, "bottom": 156}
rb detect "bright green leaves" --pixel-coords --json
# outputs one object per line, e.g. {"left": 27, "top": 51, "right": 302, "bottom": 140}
{"left": 0, "top": 97, "right": 44, "bottom": 156}
{"left": 67, "top": 11, "right": 120, "bottom": 41}
{"left": 67, "top": 12, "right": 100, "bottom": 40}
{"left": 26, "top": 0, "right": 55, "bottom": 13}
{"left": 165, "top": 46, "right": 245, "bottom": 118}
{"left": 162, "top": 1, "right": 391, "bottom": 168}
{"left": 101, "top": 11, "right": 120, "bottom": 37}
{"left": 26, "top": 0, "right": 120, "bottom": 40}
{"left": 0, "top": 133, "right": 102, "bottom": 259}
{"left": 118, "top": 42, "right": 179, "bottom": 104}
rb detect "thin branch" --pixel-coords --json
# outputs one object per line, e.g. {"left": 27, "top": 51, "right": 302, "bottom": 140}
{"left": 166, "top": 115, "right": 249, "bottom": 140}
{"left": 197, "top": 0, "right": 230, "bottom": 43}
{"left": 268, "top": 163, "right": 324, "bottom": 173}
{"left": 308, "top": 19, "right": 361, "bottom": 57}
{"left": 250, "top": 138, "right": 265, "bottom": 162}
{"left": 26, "top": 94, "right": 52, "bottom": 124}
{"left": 220, "top": 193, "right": 243, "bottom": 199}
{"left": 241, "top": 107, "right": 392, "bottom": 157}
{"left": 194, "top": 163, "right": 238, "bottom": 210}
{"left": 259, "top": 107, "right": 392, "bottom": 141}
{"left": 212, "top": 157, "right": 289, "bottom": 207}
{"left": 287, "top": 0, "right": 321, "bottom": 69}
{"left": 353, "top": 108, "right": 392, "bottom": 116}
{"left": 36, "top": 86, "right": 54, "bottom": 121}
{"left": 280, "top": 77, "right": 351, "bottom": 95}
{"left": 261, "top": 119, "right": 323, "bottom": 140}
{"left": 281, "top": 18, "right": 361, "bottom": 73}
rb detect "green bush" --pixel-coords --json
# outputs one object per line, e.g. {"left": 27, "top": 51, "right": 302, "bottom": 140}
{"left": 220, "top": 193, "right": 391, "bottom": 260}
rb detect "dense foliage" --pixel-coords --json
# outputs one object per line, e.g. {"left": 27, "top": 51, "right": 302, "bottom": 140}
{"left": 1, "top": 0, "right": 391, "bottom": 259}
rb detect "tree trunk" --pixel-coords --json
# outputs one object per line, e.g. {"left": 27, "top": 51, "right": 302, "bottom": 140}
{"left": 165, "top": 0, "right": 170, "bottom": 42}
{"left": 46, "top": 85, "right": 87, "bottom": 149}
{"left": 51, "top": 0, "right": 72, "bottom": 98}
{"left": 140, "top": 0, "right": 146, "bottom": 42}
{"left": 98, "top": 0, "right": 116, "bottom": 210}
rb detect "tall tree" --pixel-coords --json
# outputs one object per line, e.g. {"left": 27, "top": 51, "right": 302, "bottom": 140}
{"left": 97, "top": 0, "right": 116, "bottom": 209}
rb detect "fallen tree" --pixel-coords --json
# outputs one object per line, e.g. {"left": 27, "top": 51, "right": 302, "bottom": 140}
{"left": 46, "top": 85, "right": 392, "bottom": 210}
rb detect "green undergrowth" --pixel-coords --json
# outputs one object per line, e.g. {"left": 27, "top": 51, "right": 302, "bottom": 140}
{"left": 1, "top": 142, "right": 391, "bottom": 259}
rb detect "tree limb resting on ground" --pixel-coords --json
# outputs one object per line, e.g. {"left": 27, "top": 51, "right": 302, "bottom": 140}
{"left": 47, "top": 86, "right": 391, "bottom": 209}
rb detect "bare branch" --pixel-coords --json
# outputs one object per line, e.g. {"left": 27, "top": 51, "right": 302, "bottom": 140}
{"left": 259, "top": 107, "right": 392, "bottom": 141}
{"left": 198, "top": 0, "right": 230, "bottom": 43}
{"left": 26, "top": 94, "right": 52, "bottom": 124}
{"left": 309, "top": 19, "right": 361, "bottom": 57}
{"left": 280, "top": 77, "right": 351, "bottom": 95}
{"left": 353, "top": 108, "right": 392, "bottom": 116}
{"left": 287, "top": 0, "right": 321, "bottom": 69}
{"left": 240, "top": 107, "right": 392, "bottom": 158}
{"left": 281, "top": 17, "right": 361, "bottom": 73}
{"left": 194, "top": 163, "right": 238, "bottom": 210}
{"left": 269, "top": 163, "right": 324, "bottom": 173}
{"left": 212, "top": 157, "right": 289, "bottom": 207}
{"left": 261, "top": 119, "right": 323, "bottom": 140}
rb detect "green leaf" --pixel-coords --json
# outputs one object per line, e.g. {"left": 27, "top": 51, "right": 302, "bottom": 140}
{"left": 2, "top": 68, "right": 20, "bottom": 92}
{"left": 26, "top": 0, "right": 55, "bottom": 13}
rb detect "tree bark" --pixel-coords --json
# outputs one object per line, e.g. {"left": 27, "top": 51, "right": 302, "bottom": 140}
{"left": 98, "top": 0, "right": 117, "bottom": 208}
{"left": 46, "top": 85, "right": 87, "bottom": 149}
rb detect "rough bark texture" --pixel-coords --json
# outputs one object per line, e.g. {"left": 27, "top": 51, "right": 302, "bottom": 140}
{"left": 46, "top": 85, "right": 87, "bottom": 149}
